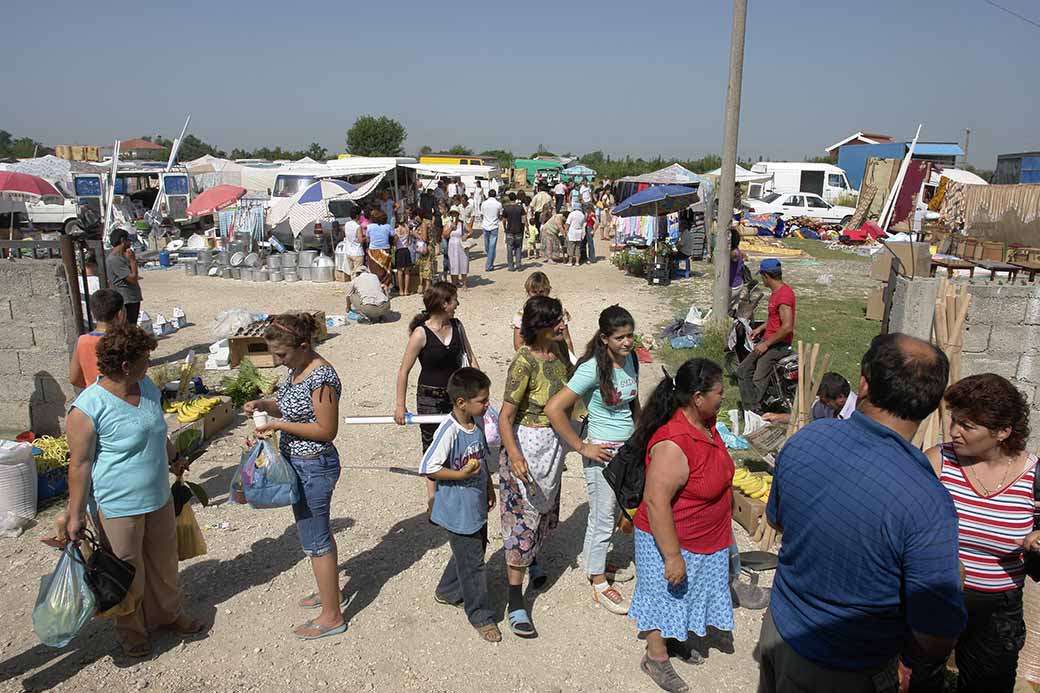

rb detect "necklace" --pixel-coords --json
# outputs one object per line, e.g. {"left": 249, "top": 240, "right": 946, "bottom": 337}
{"left": 969, "top": 454, "right": 1015, "bottom": 496}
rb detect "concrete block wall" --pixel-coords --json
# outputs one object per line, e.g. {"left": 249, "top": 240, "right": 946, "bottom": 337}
{"left": 0, "top": 259, "right": 78, "bottom": 436}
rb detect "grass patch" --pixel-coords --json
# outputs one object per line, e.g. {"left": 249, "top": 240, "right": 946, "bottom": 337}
{"left": 780, "top": 237, "right": 869, "bottom": 263}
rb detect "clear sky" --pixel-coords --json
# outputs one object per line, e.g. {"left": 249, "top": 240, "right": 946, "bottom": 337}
{"left": 4, "top": 0, "right": 1037, "bottom": 167}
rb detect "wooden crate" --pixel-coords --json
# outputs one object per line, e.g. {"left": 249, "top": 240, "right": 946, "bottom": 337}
{"left": 732, "top": 471, "right": 772, "bottom": 535}
{"left": 228, "top": 312, "right": 326, "bottom": 368}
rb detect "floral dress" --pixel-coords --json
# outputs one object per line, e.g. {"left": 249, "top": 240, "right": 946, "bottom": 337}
{"left": 414, "top": 218, "right": 436, "bottom": 282}
{"left": 499, "top": 344, "right": 572, "bottom": 567}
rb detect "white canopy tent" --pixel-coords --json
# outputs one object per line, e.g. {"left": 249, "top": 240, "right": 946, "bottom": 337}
{"left": 705, "top": 165, "right": 772, "bottom": 184}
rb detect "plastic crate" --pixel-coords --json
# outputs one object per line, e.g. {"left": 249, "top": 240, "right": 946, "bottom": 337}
{"left": 37, "top": 467, "right": 69, "bottom": 502}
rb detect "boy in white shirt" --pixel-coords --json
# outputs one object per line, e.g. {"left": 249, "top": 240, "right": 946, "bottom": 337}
{"left": 566, "top": 206, "right": 586, "bottom": 266}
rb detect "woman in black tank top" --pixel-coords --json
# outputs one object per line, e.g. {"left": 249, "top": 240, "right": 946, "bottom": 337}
{"left": 394, "top": 282, "right": 480, "bottom": 506}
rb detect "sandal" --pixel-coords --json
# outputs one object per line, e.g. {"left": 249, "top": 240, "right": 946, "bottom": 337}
{"left": 529, "top": 562, "right": 548, "bottom": 590}
{"left": 298, "top": 592, "right": 349, "bottom": 610}
{"left": 507, "top": 609, "right": 538, "bottom": 638}
{"left": 293, "top": 619, "right": 347, "bottom": 640}
{"left": 119, "top": 638, "right": 153, "bottom": 658}
{"left": 476, "top": 623, "right": 502, "bottom": 643}
{"left": 640, "top": 654, "right": 689, "bottom": 693}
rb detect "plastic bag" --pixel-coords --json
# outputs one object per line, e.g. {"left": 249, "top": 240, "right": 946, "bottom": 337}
{"left": 176, "top": 503, "right": 208, "bottom": 561}
{"left": 212, "top": 309, "right": 264, "bottom": 339}
{"left": 230, "top": 439, "right": 299, "bottom": 509}
{"left": 715, "top": 421, "right": 749, "bottom": 450}
{"left": 482, "top": 406, "right": 501, "bottom": 447}
{"left": 32, "top": 543, "right": 97, "bottom": 647}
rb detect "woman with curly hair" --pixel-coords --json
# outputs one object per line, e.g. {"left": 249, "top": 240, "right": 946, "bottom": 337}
{"left": 497, "top": 295, "right": 572, "bottom": 638}
{"left": 907, "top": 373, "right": 1040, "bottom": 692}
{"left": 65, "top": 323, "right": 203, "bottom": 658}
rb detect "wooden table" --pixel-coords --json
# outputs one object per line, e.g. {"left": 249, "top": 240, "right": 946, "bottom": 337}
{"left": 1011, "top": 260, "right": 1040, "bottom": 282}
{"left": 973, "top": 260, "right": 1020, "bottom": 282}
{"left": 930, "top": 257, "right": 976, "bottom": 278}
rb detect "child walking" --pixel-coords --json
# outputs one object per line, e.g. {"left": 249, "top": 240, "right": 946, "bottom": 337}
{"left": 419, "top": 367, "right": 502, "bottom": 643}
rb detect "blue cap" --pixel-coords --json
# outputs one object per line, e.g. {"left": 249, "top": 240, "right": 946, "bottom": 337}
{"left": 758, "top": 258, "right": 782, "bottom": 273}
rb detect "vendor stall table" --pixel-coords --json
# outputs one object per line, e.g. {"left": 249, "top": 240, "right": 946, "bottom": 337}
{"left": 930, "top": 257, "right": 976, "bottom": 278}
{"left": 1011, "top": 260, "right": 1040, "bottom": 282}
{"left": 972, "top": 260, "right": 1019, "bottom": 282}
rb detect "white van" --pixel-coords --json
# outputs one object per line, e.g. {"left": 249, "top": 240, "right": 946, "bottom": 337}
{"left": 748, "top": 162, "right": 857, "bottom": 203}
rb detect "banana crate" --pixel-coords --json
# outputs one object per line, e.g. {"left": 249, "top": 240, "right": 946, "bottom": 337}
{"left": 732, "top": 471, "right": 772, "bottom": 536}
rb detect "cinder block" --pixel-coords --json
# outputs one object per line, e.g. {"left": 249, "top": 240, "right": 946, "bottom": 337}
{"left": 0, "top": 401, "right": 32, "bottom": 434}
{"left": 0, "top": 267, "right": 33, "bottom": 299}
{"left": 962, "top": 324, "right": 992, "bottom": 353}
{"left": 0, "top": 375, "right": 37, "bottom": 403}
{"left": 968, "top": 282, "right": 1040, "bottom": 300}
{"left": 966, "top": 295, "right": 1029, "bottom": 326}
{"left": 0, "top": 352, "right": 20, "bottom": 375}
{"left": 962, "top": 354, "right": 1019, "bottom": 380}
{"left": 27, "top": 262, "right": 67, "bottom": 297}
{"left": 1010, "top": 380, "right": 1039, "bottom": 407}
{"left": 0, "top": 299, "right": 12, "bottom": 323}
{"left": 18, "top": 349, "right": 68, "bottom": 377}
{"left": 1017, "top": 353, "right": 1040, "bottom": 385}
{"left": 10, "top": 297, "right": 67, "bottom": 325}
{"left": 6, "top": 325, "right": 34, "bottom": 350}
{"left": 993, "top": 325, "right": 1040, "bottom": 354}
{"left": 1025, "top": 297, "right": 1040, "bottom": 325}
{"left": 31, "top": 324, "right": 71, "bottom": 351}
{"left": 887, "top": 276, "right": 937, "bottom": 341}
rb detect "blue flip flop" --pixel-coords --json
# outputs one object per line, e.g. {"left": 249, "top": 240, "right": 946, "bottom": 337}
{"left": 294, "top": 619, "right": 347, "bottom": 640}
{"left": 507, "top": 609, "right": 538, "bottom": 638}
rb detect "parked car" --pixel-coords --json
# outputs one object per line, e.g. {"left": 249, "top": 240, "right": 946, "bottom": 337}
{"left": 744, "top": 192, "right": 856, "bottom": 226}
{"left": 23, "top": 193, "right": 82, "bottom": 234}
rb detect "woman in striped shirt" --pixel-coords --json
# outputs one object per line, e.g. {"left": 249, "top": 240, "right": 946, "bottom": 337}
{"left": 912, "top": 374, "right": 1039, "bottom": 692}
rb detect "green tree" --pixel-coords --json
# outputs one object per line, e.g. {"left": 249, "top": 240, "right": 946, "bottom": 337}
{"left": 0, "top": 130, "right": 12, "bottom": 157}
{"left": 305, "top": 142, "right": 328, "bottom": 160}
{"left": 530, "top": 143, "right": 555, "bottom": 158}
{"left": 480, "top": 149, "right": 514, "bottom": 167}
{"left": 805, "top": 153, "right": 838, "bottom": 165}
{"left": 346, "top": 115, "right": 406, "bottom": 157}
{"left": 447, "top": 144, "right": 473, "bottom": 155}
{"left": 580, "top": 151, "right": 605, "bottom": 167}
{"left": 418, "top": 145, "right": 433, "bottom": 156}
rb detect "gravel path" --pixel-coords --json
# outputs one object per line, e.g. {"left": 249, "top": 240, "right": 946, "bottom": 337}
{"left": 0, "top": 248, "right": 770, "bottom": 692}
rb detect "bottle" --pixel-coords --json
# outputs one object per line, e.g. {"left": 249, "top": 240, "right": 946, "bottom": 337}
{"left": 252, "top": 410, "right": 269, "bottom": 428}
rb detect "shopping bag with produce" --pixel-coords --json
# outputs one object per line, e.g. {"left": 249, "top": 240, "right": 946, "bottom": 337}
{"left": 172, "top": 476, "right": 208, "bottom": 561}
{"left": 230, "top": 438, "right": 299, "bottom": 509}
{"left": 32, "top": 542, "right": 97, "bottom": 647}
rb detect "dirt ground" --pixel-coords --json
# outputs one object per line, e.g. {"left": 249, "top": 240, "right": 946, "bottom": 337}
{"left": 1, "top": 245, "right": 775, "bottom": 692}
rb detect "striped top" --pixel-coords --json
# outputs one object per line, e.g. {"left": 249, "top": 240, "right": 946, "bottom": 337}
{"left": 939, "top": 444, "right": 1038, "bottom": 592}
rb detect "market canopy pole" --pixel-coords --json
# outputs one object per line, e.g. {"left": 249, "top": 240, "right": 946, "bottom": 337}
{"left": 711, "top": 0, "right": 748, "bottom": 327}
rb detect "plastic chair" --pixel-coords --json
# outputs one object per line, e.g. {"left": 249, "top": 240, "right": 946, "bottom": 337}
{"left": 673, "top": 256, "right": 692, "bottom": 279}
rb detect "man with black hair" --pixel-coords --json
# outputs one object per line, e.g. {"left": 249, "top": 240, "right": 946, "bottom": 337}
{"left": 502, "top": 192, "right": 525, "bottom": 272}
{"left": 106, "top": 228, "right": 142, "bottom": 325}
{"left": 70, "top": 288, "right": 124, "bottom": 388}
{"left": 810, "top": 372, "right": 851, "bottom": 420}
{"left": 736, "top": 258, "right": 795, "bottom": 412}
{"left": 756, "top": 333, "right": 965, "bottom": 693}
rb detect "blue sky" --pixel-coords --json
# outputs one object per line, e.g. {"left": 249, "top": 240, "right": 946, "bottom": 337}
{"left": 4, "top": 0, "right": 1037, "bottom": 167}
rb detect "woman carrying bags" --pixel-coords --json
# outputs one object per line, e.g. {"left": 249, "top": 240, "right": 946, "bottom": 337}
{"left": 546, "top": 305, "right": 639, "bottom": 616}
{"left": 244, "top": 312, "right": 344, "bottom": 640}
{"left": 497, "top": 295, "right": 572, "bottom": 638}
{"left": 65, "top": 323, "right": 203, "bottom": 658}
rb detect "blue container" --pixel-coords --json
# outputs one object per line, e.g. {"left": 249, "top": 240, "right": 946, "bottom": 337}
{"left": 159, "top": 249, "right": 171, "bottom": 267}
{"left": 37, "top": 468, "right": 68, "bottom": 502}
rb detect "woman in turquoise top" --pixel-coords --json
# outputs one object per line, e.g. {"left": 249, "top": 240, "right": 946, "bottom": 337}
{"left": 546, "top": 305, "right": 639, "bottom": 616}
{"left": 65, "top": 323, "right": 202, "bottom": 657}
{"left": 364, "top": 208, "right": 395, "bottom": 289}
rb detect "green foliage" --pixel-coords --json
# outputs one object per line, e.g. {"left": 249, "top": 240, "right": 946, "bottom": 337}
{"left": 585, "top": 153, "right": 730, "bottom": 181}
{"left": 0, "top": 129, "right": 50, "bottom": 158}
{"left": 480, "top": 149, "right": 514, "bottom": 167}
{"left": 530, "top": 144, "right": 555, "bottom": 158}
{"left": 610, "top": 248, "right": 648, "bottom": 276}
{"left": 804, "top": 153, "right": 838, "bottom": 165}
{"left": 833, "top": 193, "right": 859, "bottom": 207}
{"left": 447, "top": 144, "right": 473, "bottom": 155}
{"left": 228, "top": 142, "right": 328, "bottom": 161}
{"left": 418, "top": 145, "right": 433, "bottom": 155}
{"left": 960, "top": 164, "right": 994, "bottom": 183}
{"left": 346, "top": 115, "right": 406, "bottom": 157}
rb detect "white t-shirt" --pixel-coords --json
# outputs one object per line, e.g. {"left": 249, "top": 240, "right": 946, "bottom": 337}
{"left": 348, "top": 272, "right": 389, "bottom": 306}
{"left": 581, "top": 188, "right": 592, "bottom": 203}
{"left": 566, "top": 210, "right": 586, "bottom": 241}
{"left": 342, "top": 220, "right": 363, "bottom": 256}
{"left": 447, "top": 183, "right": 458, "bottom": 198}
{"left": 554, "top": 183, "right": 567, "bottom": 196}
{"left": 480, "top": 198, "right": 503, "bottom": 230}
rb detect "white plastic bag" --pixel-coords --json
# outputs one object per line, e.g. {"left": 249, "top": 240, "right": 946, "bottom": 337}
{"left": 0, "top": 440, "right": 36, "bottom": 522}
{"left": 212, "top": 309, "right": 261, "bottom": 339}
{"left": 684, "top": 305, "right": 712, "bottom": 327}
{"left": 32, "top": 543, "right": 97, "bottom": 647}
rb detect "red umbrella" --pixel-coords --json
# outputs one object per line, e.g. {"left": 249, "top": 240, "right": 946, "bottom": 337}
{"left": 0, "top": 171, "right": 61, "bottom": 197}
{"left": 186, "top": 184, "right": 247, "bottom": 218}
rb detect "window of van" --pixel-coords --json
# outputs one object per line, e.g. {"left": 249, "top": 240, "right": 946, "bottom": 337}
{"left": 827, "top": 173, "right": 845, "bottom": 189}
{"left": 74, "top": 178, "right": 102, "bottom": 196}
{"left": 163, "top": 175, "right": 189, "bottom": 195}
{"left": 273, "top": 175, "right": 316, "bottom": 197}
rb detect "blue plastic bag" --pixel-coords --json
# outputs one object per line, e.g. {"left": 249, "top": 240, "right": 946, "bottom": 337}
{"left": 715, "top": 421, "right": 749, "bottom": 450}
{"left": 32, "top": 543, "right": 97, "bottom": 647}
{"left": 231, "top": 438, "right": 299, "bottom": 509}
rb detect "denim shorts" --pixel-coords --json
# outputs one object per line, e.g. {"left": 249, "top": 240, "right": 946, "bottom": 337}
{"left": 288, "top": 449, "right": 341, "bottom": 557}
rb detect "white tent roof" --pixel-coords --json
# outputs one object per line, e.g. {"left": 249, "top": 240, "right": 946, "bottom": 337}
{"left": 929, "top": 167, "right": 988, "bottom": 187}
{"left": 706, "top": 165, "right": 772, "bottom": 183}
{"left": 402, "top": 163, "right": 497, "bottom": 178}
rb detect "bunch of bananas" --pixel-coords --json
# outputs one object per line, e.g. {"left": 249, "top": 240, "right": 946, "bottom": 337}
{"left": 733, "top": 468, "right": 772, "bottom": 501}
{"left": 34, "top": 435, "right": 70, "bottom": 473}
{"left": 165, "top": 397, "right": 222, "bottom": 424}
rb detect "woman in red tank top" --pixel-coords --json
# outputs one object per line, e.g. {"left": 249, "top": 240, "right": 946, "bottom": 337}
{"left": 627, "top": 358, "right": 734, "bottom": 693}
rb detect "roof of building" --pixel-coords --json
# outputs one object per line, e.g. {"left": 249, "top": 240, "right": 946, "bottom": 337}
{"left": 913, "top": 143, "right": 964, "bottom": 157}
{"left": 825, "top": 131, "right": 894, "bottom": 152}
{"left": 118, "top": 138, "right": 165, "bottom": 151}
{"left": 996, "top": 151, "right": 1040, "bottom": 160}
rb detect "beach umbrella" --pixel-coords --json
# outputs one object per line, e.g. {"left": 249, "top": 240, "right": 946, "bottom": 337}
{"left": 561, "top": 164, "right": 597, "bottom": 180}
{"left": 186, "top": 184, "right": 247, "bottom": 218}
{"left": 612, "top": 184, "right": 699, "bottom": 218}
{"left": 269, "top": 176, "right": 387, "bottom": 236}
{"left": 0, "top": 171, "right": 61, "bottom": 198}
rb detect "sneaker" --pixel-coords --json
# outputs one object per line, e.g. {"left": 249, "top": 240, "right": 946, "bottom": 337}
{"left": 593, "top": 585, "right": 629, "bottom": 615}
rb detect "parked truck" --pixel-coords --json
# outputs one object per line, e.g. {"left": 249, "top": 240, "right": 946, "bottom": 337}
{"left": 748, "top": 162, "right": 857, "bottom": 203}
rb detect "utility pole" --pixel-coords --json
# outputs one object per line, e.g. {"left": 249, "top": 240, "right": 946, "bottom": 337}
{"left": 711, "top": 0, "right": 749, "bottom": 327}
{"left": 963, "top": 128, "right": 971, "bottom": 166}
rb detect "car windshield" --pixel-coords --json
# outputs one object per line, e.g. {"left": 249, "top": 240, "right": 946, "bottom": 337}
{"left": 760, "top": 192, "right": 782, "bottom": 203}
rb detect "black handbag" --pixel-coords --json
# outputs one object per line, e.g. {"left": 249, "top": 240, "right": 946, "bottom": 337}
{"left": 602, "top": 440, "right": 645, "bottom": 513}
{"left": 78, "top": 528, "right": 136, "bottom": 612}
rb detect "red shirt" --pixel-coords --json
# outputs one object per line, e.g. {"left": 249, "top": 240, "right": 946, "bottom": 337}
{"left": 74, "top": 332, "right": 104, "bottom": 386}
{"left": 633, "top": 409, "right": 734, "bottom": 554}
{"left": 765, "top": 283, "right": 796, "bottom": 344}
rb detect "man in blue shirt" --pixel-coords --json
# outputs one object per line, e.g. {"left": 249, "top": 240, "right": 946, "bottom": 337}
{"left": 757, "top": 333, "right": 966, "bottom": 692}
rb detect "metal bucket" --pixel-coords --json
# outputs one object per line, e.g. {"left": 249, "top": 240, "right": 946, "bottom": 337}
{"left": 255, "top": 269, "right": 269, "bottom": 282}
{"left": 230, "top": 267, "right": 242, "bottom": 279}
{"left": 312, "top": 265, "right": 334, "bottom": 283}
{"left": 217, "top": 249, "right": 229, "bottom": 266}
{"left": 184, "top": 261, "right": 197, "bottom": 276}
{"left": 243, "top": 252, "right": 261, "bottom": 268}
{"left": 222, "top": 267, "right": 233, "bottom": 279}
{"left": 269, "top": 270, "right": 283, "bottom": 282}
{"left": 197, "top": 249, "right": 213, "bottom": 265}
{"left": 298, "top": 266, "right": 314, "bottom": 281}
{"left": 241, "top": 268, "right": 254, "bottom": 281}
{"left": 196, "top": 263, "right": 210, "bottom": 277}
{"left": 281, "top": 251, "right": 298, "bottom": 267}
{"left": 267, "top": 255, "right": 282, "bottom": 270}
{"left": 299, "top": 250, "right": 318, "bottom": 267}
{"left": 283, "top": 270, "right": 299, "bottom": 282}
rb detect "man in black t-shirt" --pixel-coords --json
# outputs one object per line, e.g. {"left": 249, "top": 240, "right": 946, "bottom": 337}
{"left": 502, "top": 192, "right": 526, "bottom": 272}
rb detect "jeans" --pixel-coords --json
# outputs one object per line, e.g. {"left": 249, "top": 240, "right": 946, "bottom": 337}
{"left": 505, "top": 233, "right": 523, "bottom": 271}
{"left": 483, "top": 225, "right": 498, "bottom": 270}
{"left": 289, "top": 449, "right": 341, "bottom": 557}
{"left": 582, "top": 457, "right": 621, "bottom": 576}
{"left": 905, "top": 587, "right": 1024, "bottom": 693}
{"left": 436, "top": 525, "right": 494, "bottom": 627}
{"left": 554, "top": 194, "right": 564, "bottom": 212}
{"left": 736, "top": 343, "right": 789, "bottom": 410}
{"left": 585, "top": 229, "right": 595, "bottom": 262}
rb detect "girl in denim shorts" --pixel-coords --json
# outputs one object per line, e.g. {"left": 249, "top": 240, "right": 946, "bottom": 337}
{"left": 245, "top": 312, "right": 344, "bottom": 640}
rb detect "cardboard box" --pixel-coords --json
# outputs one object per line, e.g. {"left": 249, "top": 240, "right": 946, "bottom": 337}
{"left": 866, "top": 284, "right": 886, "bottom": 321}
{"left": 732, "top": 486, "right": 767, "bottom": 535}
{"left": 870, "top": 242, "right": 931, "bottom": 281}
{"left": 165, "top": 396, "right": 235, "bottom": 446}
